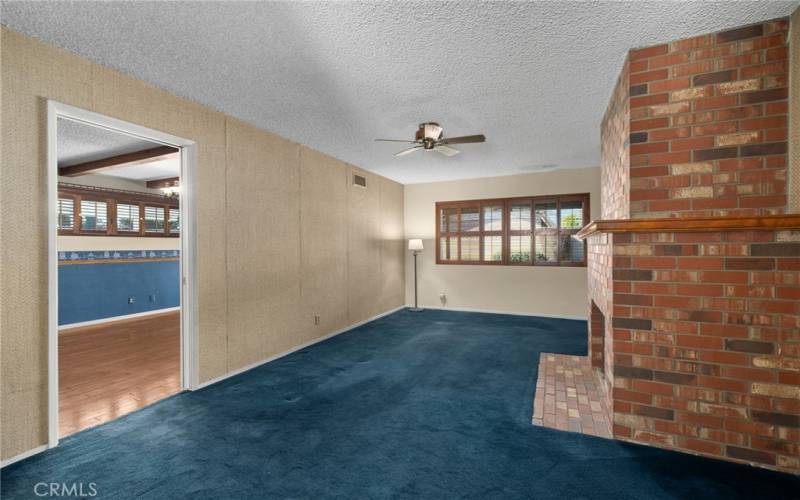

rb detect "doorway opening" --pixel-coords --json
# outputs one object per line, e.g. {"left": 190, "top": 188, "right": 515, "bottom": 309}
{"left": 47, "top": 102, "right": 198, "bottom": 447}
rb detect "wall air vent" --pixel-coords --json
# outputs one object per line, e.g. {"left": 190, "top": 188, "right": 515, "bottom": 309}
{"left": 353, "top": 174, "right": 367, "bottom": 188}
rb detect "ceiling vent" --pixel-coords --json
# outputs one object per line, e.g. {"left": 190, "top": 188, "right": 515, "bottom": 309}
{"left": 353, "top": 174, "right": 367, "bottom": 188}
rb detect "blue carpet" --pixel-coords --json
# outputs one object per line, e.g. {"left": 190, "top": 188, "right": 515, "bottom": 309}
{"left": 2, "top": 309, "right": 798, "bottom": 499}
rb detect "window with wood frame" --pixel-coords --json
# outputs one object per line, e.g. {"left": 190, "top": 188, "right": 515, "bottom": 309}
{"left": 57, "top": 183, "right": 178, "bottom": 238}
{"left": 79, "top": 199, "right": 108, "bottom": 232}
{"left": 116, "top": 203, "right": 140, "bottom": 233}
{"left": 168, "top": 207, "right": 180, "bottom": 234}
{"left": 435, "top": 193, "right": 589, "bottom": 266}
{"left": 57, "top": 198, "right": 75, "bottom": 230}
{"left": 144, "top": 206, "right": 166, "bottom": 233}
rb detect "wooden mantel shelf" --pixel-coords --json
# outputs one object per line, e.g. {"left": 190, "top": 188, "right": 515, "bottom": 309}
{"left": 576, "top": 214, "right": 800, "bottom": 240}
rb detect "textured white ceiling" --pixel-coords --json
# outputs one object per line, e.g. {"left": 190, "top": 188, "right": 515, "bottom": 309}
{"left": 57, "top": 118, "right": 178, "bottom": 181}
{"left": 57, "top": 118, "right": 156, "bottom": 167}
{"left": 100, "top": 158, "right": 180, "bottom": 182}
{"left": 6, "top": 1, "right": 797, "bottom": 184}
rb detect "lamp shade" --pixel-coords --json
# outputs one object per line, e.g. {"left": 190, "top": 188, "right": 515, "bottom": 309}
{"left": 408, "top": 239, "right": 424, "bottom": 251}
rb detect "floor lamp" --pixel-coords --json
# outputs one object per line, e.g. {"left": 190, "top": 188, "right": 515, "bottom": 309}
{"left": 408, "top": 239, "right": 424, "bottom": 312}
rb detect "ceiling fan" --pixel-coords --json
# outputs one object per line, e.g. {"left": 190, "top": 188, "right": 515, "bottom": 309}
{"left": 375, "top": 122, "right": 485, "bottom": 157}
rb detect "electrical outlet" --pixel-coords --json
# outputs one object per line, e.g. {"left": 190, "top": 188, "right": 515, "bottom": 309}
{"left": 314, "top": 314, "right": 320, "bottom": 325}
{"left": 149, "top": 294, "right": 157, "bottom": 303}
{"left": 128, "top": 296, "right": 136, "bottom": 304}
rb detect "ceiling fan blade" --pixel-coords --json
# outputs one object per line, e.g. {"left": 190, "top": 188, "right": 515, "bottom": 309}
{"left": 441, "top": 134, "right": 485, "bottom": 144}
{"left": 395, "top": 146, "right": 423, "bottom": 157}
{"left": 434, "top": 145, "right": 460, "bottom": 157}
{"left": 375, "top": 139, "right": 417, "bottom": 143}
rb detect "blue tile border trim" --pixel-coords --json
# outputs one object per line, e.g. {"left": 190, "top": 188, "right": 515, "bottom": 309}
{"left": 58, "top": 250, "right": 180, "bottom": 262}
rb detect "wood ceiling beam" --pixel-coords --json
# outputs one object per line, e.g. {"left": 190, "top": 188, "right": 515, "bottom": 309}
{"left": 146, "top": 177, "right": 180, "bottom": 189}
{"left": 59, "top": 146, "right": 178, "bottom": 177}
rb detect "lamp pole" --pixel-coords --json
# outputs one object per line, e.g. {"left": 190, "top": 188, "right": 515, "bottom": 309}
{"left": 408, "top": 239, "right": 423, "bottom": 312}
{"left": 412, "top": 250, "right": 420, "bottom": 311}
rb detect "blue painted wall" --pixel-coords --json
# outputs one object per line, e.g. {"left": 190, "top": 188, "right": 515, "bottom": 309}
{"left": 58, "top": 260, "right": 180, "bottom": 325}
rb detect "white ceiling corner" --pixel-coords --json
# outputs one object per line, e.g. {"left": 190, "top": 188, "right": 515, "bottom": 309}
{"left": 57, "top": 118, "right": 156, "bottom": 167}
{"left": 57, "top": 118, "right": 179, "bottom": 181}
{"left": 6, "top": 1, "right": 797, "bottom": 184}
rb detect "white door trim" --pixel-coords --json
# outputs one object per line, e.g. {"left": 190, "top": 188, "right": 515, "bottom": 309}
{"left": 46, "top": 101, "right": 199, "bottom": 450}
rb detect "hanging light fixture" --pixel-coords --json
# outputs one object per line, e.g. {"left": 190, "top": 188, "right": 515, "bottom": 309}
{"left": 156, "top": 178, "right": 180, "bottom": 198}
{"left": 161, "top": 185, "right": 180, "bottom": 198}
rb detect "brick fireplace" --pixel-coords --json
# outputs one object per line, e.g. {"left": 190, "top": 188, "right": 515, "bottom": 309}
{"left": 578, "top": 17, "right": 800, "bottom": 473}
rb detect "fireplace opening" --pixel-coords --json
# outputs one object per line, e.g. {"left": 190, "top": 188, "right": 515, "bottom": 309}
{"left": 590, "top": 301, "right": 605, "bottom": 375}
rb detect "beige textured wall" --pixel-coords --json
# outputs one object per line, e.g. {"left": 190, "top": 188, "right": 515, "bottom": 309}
{"left": 403, "top": 168, "right": 601, "bottom": 319}
{"left": 790, "top": 7, "right": 800, "bottom": 213}
{"left": 0, "top": 28, "right": 404, "bottom": 460}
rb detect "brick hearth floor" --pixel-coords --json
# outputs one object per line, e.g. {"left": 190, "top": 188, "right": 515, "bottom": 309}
{"left": 532, "top": 353, "right": 611, "bottom": 439}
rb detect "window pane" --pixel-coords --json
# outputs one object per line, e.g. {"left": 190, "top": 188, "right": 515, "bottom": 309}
{"left": 560, "top": 234, "right": 584, "bottom": 263}
{"left": 535, "top": 201, "right": 558, "bottom": 229}
{"left": 460, "top": 207, "right": 480, "bottom": 232}
{"left": 145, "top": 206, "right": 165, "bottom": 233}
{"left": 483, "top": 205, "right": 502, "bottom": 231}
{"left": 169, "top": 207, "right": 180, "bottom": 233}
{"left": 447, "top": 209, "right": 458, "bottom": 232}
{"left": 440, "top": 236, "right": 449, "bottom": 260}
{"left": 560, "top": 200, "right": 584, "bottom": 229}
{"left": 440, "top": 208, "right": 458, "bottom": 233}
{"left": 509, "top": 235, "right": 531, "bottom": 263}
{"left": 483, "top": 236, "right": 502, "bottom": 262}
{"left": 510, "top": 204, "right": 531, "bottom": 231}
{"left": 535, "top": 234, "right": 558, "bottom": 263}
{"left": 80, "top": 200, "right": 107, "bottom": 231}
{"left": 436, "top": 194, "right": 588, "bottom": 267}
{"left": 117, "top": 203, "right": 140, "bottom": 232}
{"left": 460, "top": 236, "right": 479, "bottom": 261}
{"left": 58, "top": 198, "right": 74, "bottom": 230}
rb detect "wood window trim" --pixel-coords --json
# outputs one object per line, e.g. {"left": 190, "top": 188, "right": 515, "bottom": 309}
{"left": 143, "top": 204, "right": 169, "bottom": 237}
{"left": 435, "top": 193, "right": 589, "bottom": 267}
{"left": 507, "top": 197, "right": 533, "bottom": 266}
{"left": 167, "top": 206, "right": 180, "bottom": 236}
{"left": 58, "top": 183, "right": 178, "bottom": 238}
{"left": 57, "top": 194, "right": 77, "bottom": 235}
{"left": 437, "top": 200, "right": 507, "bottom": 266}
{"left": 114, "top": 202, "right": 141, "bottom": 236}
{"left": 77, "top": 196, "right": 110, "bottom": 235}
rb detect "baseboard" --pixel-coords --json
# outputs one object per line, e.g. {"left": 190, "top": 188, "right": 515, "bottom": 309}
{"left": 5, "top": 306, "right": 406, "bottom": 466}
{"left": 9, "top": 303, "right": 576, "bottom": 468}
{"left": 412, "top": 305, "right": 587, "bottom": 321}
{"left": 58, "top": 307, "right": 180, "bottom": 331}
{"left": 195, "top": 305, "right": 407, "bottom": 390}
{"left": 1, "top": 444, "right": 48, "bottom": 468}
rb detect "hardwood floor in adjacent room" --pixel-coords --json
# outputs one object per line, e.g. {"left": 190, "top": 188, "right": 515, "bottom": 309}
{"left": 59, "top": 310, "right": 180, "bottom": 437}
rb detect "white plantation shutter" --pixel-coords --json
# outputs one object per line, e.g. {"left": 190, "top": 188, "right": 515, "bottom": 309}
{"left": 559, "top": 199, "right": 585, "bottom": 264}
{"left": 57, "top": 198, "right": 74, "bottom": 230}
{"left": 80, "top": 200, "right": 108, "bottom": 231}
{"left": 116, "top": 203, "right": 140, "bottom": 232}
{"left": 168, "top": 207, "right": 180, "bottom": 234}
{"left": 437, "top": 194, "right": 588, "bottom": 266}
{"left": 144, "top": 206, "right": 165, "bottom": 233}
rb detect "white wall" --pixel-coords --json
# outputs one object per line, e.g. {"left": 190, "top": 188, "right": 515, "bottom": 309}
{"left": 58, "top": 174, "right": 164, "bottom": 195}
{"left": 404, "top": 167, "right": 601, "bottom": 319}
{"left": 58, "top": 235, "right": 180, "bottom": 252}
